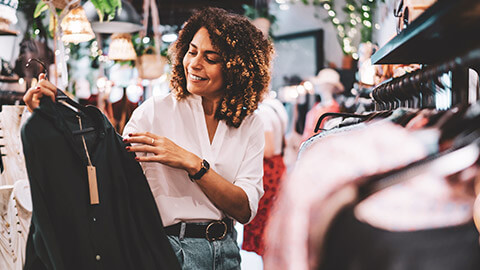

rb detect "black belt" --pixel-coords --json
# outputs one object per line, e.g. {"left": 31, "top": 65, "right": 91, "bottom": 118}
{"left": 164, "top": 218, "right": 233, "bottom": 241}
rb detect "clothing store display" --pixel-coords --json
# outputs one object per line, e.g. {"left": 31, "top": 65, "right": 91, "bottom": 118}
{"left": 21, "top": 97, "right": 180, "bottom": 270}
{"left": 123, "top": 93, "right": 265, "bottom": 227}
{"left": 0, "top": 185, "right": 13, "bottom": 270}
{"left": 264, "top": 121, "right": 429, "bottom": 270}
{"left": 0, "top": 105, "right": 28, "bottom": 186}
{"left": 0, "top": 105, "right": 31, "bottom": 270}
{"left": 0, "top": 180, "right": 32, "bottom": 270}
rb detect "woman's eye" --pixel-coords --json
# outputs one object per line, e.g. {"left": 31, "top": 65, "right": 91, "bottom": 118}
{"left": 188, "top": 51, "right": 196, "bottom": 55}
{"left": 206, "top": 58, "right": 217, "bottom": 63}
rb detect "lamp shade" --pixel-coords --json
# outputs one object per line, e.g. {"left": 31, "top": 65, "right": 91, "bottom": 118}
{"left": 108, "top": 33, "right": 136, "bottom": 61}
{"left": 0, "top": 0, "right": 18, "bottom": 35}
{"left": 83, "top": 0, "right": 142, "bottom": 33}
{"left": 61, "top": 6, "right": 95, "bottom": 44}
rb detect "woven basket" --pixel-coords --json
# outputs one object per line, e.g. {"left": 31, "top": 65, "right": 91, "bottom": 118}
{"left": 50, "top": 0, "right": 80, "bottom": 10}
{"left": 136, "top": 52, "right": 167, "bottom": 80}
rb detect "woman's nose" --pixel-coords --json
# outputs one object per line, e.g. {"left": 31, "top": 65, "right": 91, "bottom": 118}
{"left": 189, "top": 55, "right": 202, "bottom": 69}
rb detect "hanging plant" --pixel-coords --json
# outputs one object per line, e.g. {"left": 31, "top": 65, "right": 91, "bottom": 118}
{"left": 34, "top": 0, "right": 122, "bottom": 24}
{"left": 89, "top": 0, "right": 122, "bottom": 22}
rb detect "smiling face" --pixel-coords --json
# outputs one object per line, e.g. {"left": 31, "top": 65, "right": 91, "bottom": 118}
{"left": 183, "top": 27, "right": 224, "bottom": 101}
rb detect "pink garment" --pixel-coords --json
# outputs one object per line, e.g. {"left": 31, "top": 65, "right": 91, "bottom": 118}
{"left": 356, "top": 172, "right": 474, "bottom": 231}
{"left": 264, "top": 121, "right": 428, "bottom": 270}
{"left": 302, "top": 101, "right": 340, "bottom": 141}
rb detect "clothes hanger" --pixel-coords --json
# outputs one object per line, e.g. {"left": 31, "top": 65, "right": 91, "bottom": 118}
{"left": 314, "top": 112, "right": 371, "bottom": 133}
{"left": 26, "top": 58, "right": 95, "bottom": 135}
{"left": 26, "top": 58, "right": 85, "bottom": 114}
{"left": 356, "top": 101, "right": 480, "bottom": 202}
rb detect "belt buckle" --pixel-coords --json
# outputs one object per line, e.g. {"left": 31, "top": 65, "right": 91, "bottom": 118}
{"left": 205, "top": 220, "right": 227, "bottom": 241}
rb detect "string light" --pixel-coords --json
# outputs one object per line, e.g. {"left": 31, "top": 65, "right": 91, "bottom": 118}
{"left": 281, "top": 0, "right": 378, "bottom": 57}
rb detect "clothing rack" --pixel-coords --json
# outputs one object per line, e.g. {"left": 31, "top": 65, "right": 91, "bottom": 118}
{"left": 370, "top": 0, "right": 480, "bottom": 112}
{"left": 371, "top": 48, "right": 480, "bottom": 111}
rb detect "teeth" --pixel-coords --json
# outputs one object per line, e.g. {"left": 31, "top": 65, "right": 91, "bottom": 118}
{"left": 189, "top": 74, "right": 205, "bottom": 81}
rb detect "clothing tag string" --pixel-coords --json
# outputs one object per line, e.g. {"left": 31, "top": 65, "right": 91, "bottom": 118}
{"left": 77, "top": 115, "right": 99, "bottom": 205}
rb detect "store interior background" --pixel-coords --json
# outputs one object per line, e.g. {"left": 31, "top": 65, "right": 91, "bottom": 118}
{"left": 0, "top": 0, "right": 399, "bottom": 94}
{"left": 0, "top": 0, "right": 428, "bottom": 269}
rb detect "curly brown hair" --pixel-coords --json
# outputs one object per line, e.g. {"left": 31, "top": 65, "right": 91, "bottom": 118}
{"left": 170, "top": 7, "right": 274, "bottom": 128}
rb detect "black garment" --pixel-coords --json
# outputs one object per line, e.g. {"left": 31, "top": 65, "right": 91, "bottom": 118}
{"left": 21, "top": 98, "right": 180, "bottom": 270}
{"left": 320, "top": 205, "right": 480, "bottom": 270}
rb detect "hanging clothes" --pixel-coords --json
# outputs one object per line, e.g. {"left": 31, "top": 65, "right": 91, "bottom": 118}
{"left": 21, "top": 97, "right": 180, "bottom": 270}
{"left": 243, "top": 100, "right": 287, "bottom": 256}
{"left": 0, "top": 105, "right": 29, "bottom": 186}
{"left": 264, "top": 121, "right": 430, "bottom": 270}
{"left": 264, "top": 107, "right": 480, "bottom": 270}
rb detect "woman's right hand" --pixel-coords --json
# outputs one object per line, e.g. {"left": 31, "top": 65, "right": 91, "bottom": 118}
{"left": 23, "top": 73, "right": 58, "bottom": 112}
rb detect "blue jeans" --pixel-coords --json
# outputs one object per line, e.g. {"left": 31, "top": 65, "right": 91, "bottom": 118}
{"left": 167, "top": 227, "right": 241, "bottom": 270}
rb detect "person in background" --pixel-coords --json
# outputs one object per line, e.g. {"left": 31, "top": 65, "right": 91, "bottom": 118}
{"left": 242, "top": 93, "right": 288, "bottom": 259}
{"left": 302, "top": 68, "right": 345, "bottom": 141}
{"left": 23, "top": 7, "right": 274, "bottom": 270}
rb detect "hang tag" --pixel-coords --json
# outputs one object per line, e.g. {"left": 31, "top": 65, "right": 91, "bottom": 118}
{"left": 87, "top": 165, "right": 99, "bottom": 205}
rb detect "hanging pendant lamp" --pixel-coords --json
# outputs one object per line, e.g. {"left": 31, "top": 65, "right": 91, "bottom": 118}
{"left": 108, "top": 33, "right": 136, "bottom": 61}
{"left": 61, "top": 6, "right": 95, "bottom": 44}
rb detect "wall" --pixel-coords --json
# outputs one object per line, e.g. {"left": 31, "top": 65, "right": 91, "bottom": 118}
{"left": 270, "top": 2, "right": 344, "bottom": 69}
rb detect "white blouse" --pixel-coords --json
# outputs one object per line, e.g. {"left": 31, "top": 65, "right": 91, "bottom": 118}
{"left": 123, "top": 93, "right": 265, "bottom": 226}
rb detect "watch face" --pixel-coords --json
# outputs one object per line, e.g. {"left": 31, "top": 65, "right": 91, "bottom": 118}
{"left": 202, "top": 159, "right": 210, "bottom": 170}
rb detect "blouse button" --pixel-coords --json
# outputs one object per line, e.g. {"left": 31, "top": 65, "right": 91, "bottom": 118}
{"left": 93, "top": 217, "right": 96, "bottom": 222}
{"left": 96, "top": 255, "right": 101, "bottom": 261}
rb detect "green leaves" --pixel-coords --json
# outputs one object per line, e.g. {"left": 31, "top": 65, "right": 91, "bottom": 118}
{"left": 33, "top": 1, "right": 48, "bottom": 18}
{"left": 90, "top": 0, "right": 122, "bottom": 22}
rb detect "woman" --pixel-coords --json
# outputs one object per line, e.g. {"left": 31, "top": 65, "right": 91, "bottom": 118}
{"left": 24, "top": 7, "right": 274, "bottom": 269}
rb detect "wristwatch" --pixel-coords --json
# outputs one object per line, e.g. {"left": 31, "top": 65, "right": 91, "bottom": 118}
{"left": 189, "top": 159, "right": 210, "bottom": 181}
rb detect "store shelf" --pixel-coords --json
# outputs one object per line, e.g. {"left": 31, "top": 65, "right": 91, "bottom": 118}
{"left": 372, "top": 0, "right": 480, "bottom": 65}
{"left": 0, "top": 28, "right": 18, "bottom": 36}
{"left": 0, "top": 75, "right": 19, "bottom": 83}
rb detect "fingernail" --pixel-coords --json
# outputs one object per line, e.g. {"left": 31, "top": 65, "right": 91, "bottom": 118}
{"left": 122, "top": 138, "right": 128, "bottom": 142}
{"left": 36, "top": 87, "right": 40, "bottom": 90}
{"left": 126, "top": 146, "right": 131, "bottom": 150}
{"left": 128, "top": 133, "right": 133, "bottom": 136}
{"left": 135, "top": 157, "right": 139, "bottom": 161}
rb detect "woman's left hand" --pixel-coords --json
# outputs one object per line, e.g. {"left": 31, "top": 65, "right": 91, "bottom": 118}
{"left": 124, "top": 132, "right": 201, "bottom": 174}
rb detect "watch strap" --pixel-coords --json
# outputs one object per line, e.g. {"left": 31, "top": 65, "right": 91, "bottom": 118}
{"left": 189, "top": 159, "right": 210, "bottom": 181}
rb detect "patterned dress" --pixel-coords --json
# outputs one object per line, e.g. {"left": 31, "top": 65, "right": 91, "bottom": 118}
{"left": 242, "top": 154, "right": 286, "bottom": 256}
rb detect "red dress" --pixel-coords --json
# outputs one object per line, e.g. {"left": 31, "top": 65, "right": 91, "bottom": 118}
{"left": 242, "top": 154, "right": 286, "bottom": 256}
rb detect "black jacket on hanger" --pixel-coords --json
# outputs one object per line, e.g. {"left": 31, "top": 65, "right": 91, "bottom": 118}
{"left": 21, "top": 97, "right": 180, "bottom": 270}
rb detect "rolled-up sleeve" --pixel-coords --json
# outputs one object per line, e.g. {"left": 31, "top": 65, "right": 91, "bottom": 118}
{"left": 233, "top": 117, "right": 265, "bottom": 224}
